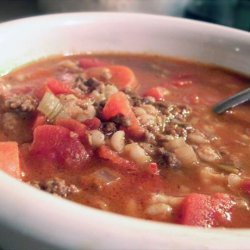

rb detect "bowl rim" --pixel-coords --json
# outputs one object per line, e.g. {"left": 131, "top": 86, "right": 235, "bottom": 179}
{"left": 0, "top": 12, "right": 250, "bottom": 250}
{"left": 0, "top": 12, "right": 249, "bottom": 77}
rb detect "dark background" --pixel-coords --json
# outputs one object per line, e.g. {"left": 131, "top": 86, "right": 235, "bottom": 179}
{"left": 0, "top": 0, "right": 249, "bottom": 31}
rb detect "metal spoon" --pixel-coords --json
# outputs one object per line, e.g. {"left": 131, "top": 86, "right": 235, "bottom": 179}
{"left": 213, "top": 88, "right": 250, "bottom": 114}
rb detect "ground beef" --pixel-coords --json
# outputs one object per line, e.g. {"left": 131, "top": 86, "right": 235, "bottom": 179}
{"left": 94, "top": 100, "right": 106, "bottom": 119}
{"left": 30, "top": 178, "right": 79, "bottom": 198}
{"left": 156, "top": 148, "right": 180, "bottom": 169}
{"left": 165, "top": 123, "right": 188, "bottom": 138}
{"left": 74, "top": 75, "right": 87, "bottom": 92}
{"left": 5, "top": 94, "right": 38, "bottom": 112}
{"left": 168, "top": 105, "right": 191, "bottom": 122}
{"left": 111, "top": 114, "right": 131, "bottom": 127}
{"left": 101, "top": 122, "right": 117, "bottom": 136}
{"left": 153, "top": 102, "right": 191, "bottom": 122}
{"left": 74, "top": 77, "right": 101, "bottom": 94}
{"left": 84, "top": 78, "right": 101, "bottom": 91}
{"left": 1, "top": 112, "right": 33, "bottom": 143}
{"left": 144, "top": 130, "right": 157, "bottom": 145}
{"left": 124, "top": 90, "right": 153, "bottom": 107}
{"left": 0, "top": 95, "right": 6, "bottom": 112}
{"left": 129, "top": 95, "right": 144, "bottom": 106}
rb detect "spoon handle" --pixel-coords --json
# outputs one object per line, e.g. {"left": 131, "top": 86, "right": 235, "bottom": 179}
{"left": 213, "top": 88, "right": 250, "bottom": 114}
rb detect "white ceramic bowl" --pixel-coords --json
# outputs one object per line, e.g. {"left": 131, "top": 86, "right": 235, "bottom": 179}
{"left": 0, "top": 13, "right": 249, "bottom": 250}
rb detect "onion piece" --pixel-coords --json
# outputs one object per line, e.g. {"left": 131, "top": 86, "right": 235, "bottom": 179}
{"left": 37, "top": 92, "right": 64, "bottom": 122}
{"left": 82, "top": 168, "right": 121, "bottom": 190}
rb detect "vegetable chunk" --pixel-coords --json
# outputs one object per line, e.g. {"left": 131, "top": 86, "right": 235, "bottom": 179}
{"left": 181, "top": 193, "right": 235, "bottom": 227}
{"left": 85, "top": 65, "right": 138, "bottom": 90}
{"left": 144, "top": 86, "right": 167, "bottom": 101}
{"left": 102, "top": 91, "right": 144, "bottom": 138}
{"left": 108, "top": 65, "right": 138, "bottom": 90}
{"left": 0, "top": 142, "right": 20, "bottom": 178}
{"left": 30, "top": 125, "right": 89, "bottom": 168}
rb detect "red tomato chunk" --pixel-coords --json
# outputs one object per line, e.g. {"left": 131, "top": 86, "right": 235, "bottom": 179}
{"left": 31, "top": 125, "right": 89, "bottom": 168}
{"left": 0, "top": 142, "right": 20, "bottom": 179}
{"left": 181, "top": 193, "right": 235, "bottom": 227}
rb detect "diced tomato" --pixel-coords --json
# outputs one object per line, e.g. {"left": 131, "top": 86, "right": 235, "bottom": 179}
{"left": 144, "top": 86, "right": 167, "bottom": 101}
{"left": 102, "top": 92, "right": 144, "bottom": 138}
{"left": 34, "top": 84, "right": 51, "bottom": 100}
{"left": 55, "top": 119, "right": 87, "bottom": 143}
{"left": 84, "top": 117, "right": 101, "bottom": 130}
{"left": 34, "top": 79, "right": 72, "bottom": 99}
{"left": 30, "top": 125, "right": 89, "bottom": 168}
{"left": 147, "top": 162, "right": 159, "bottom": 175}
{"left": 0, "top": 142, "right": 20, "bottom": 179}
{"left": 79, "top": 58, "right": 107, "bottom": 69}
{"left": 46, "top": 79, "right": 72, "bottom": 95}
{"left": 240, "top": 179, "right": 250, "bottom": 195}
{"left": 181, "top": 193, "right": 234, "bottom": 227}
{"left": 98, "top": 145, "right": 136, "bottom": 171}
{"left": 33, "top": 115, "right": 46, "bottom": 130}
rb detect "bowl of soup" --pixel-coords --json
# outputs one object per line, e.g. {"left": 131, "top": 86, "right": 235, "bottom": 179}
{"left": 0, "top": 13, "right": 249, "bottom": 250}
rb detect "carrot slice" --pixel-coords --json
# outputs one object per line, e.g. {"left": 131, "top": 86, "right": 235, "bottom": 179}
{"left": 108, "top": 65, "right": 138, "bottom": 90}
{"left": 144, "top": 86, "right": 167, "bottom": 101}
{"left": 102, "top": 92, "right": 144, "bottom": 138}
{"left": 0, "top": 142, "right": 20, "bottom": 179}
{"left": 86, "top": 65, "right": 138, "bottom": 90}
